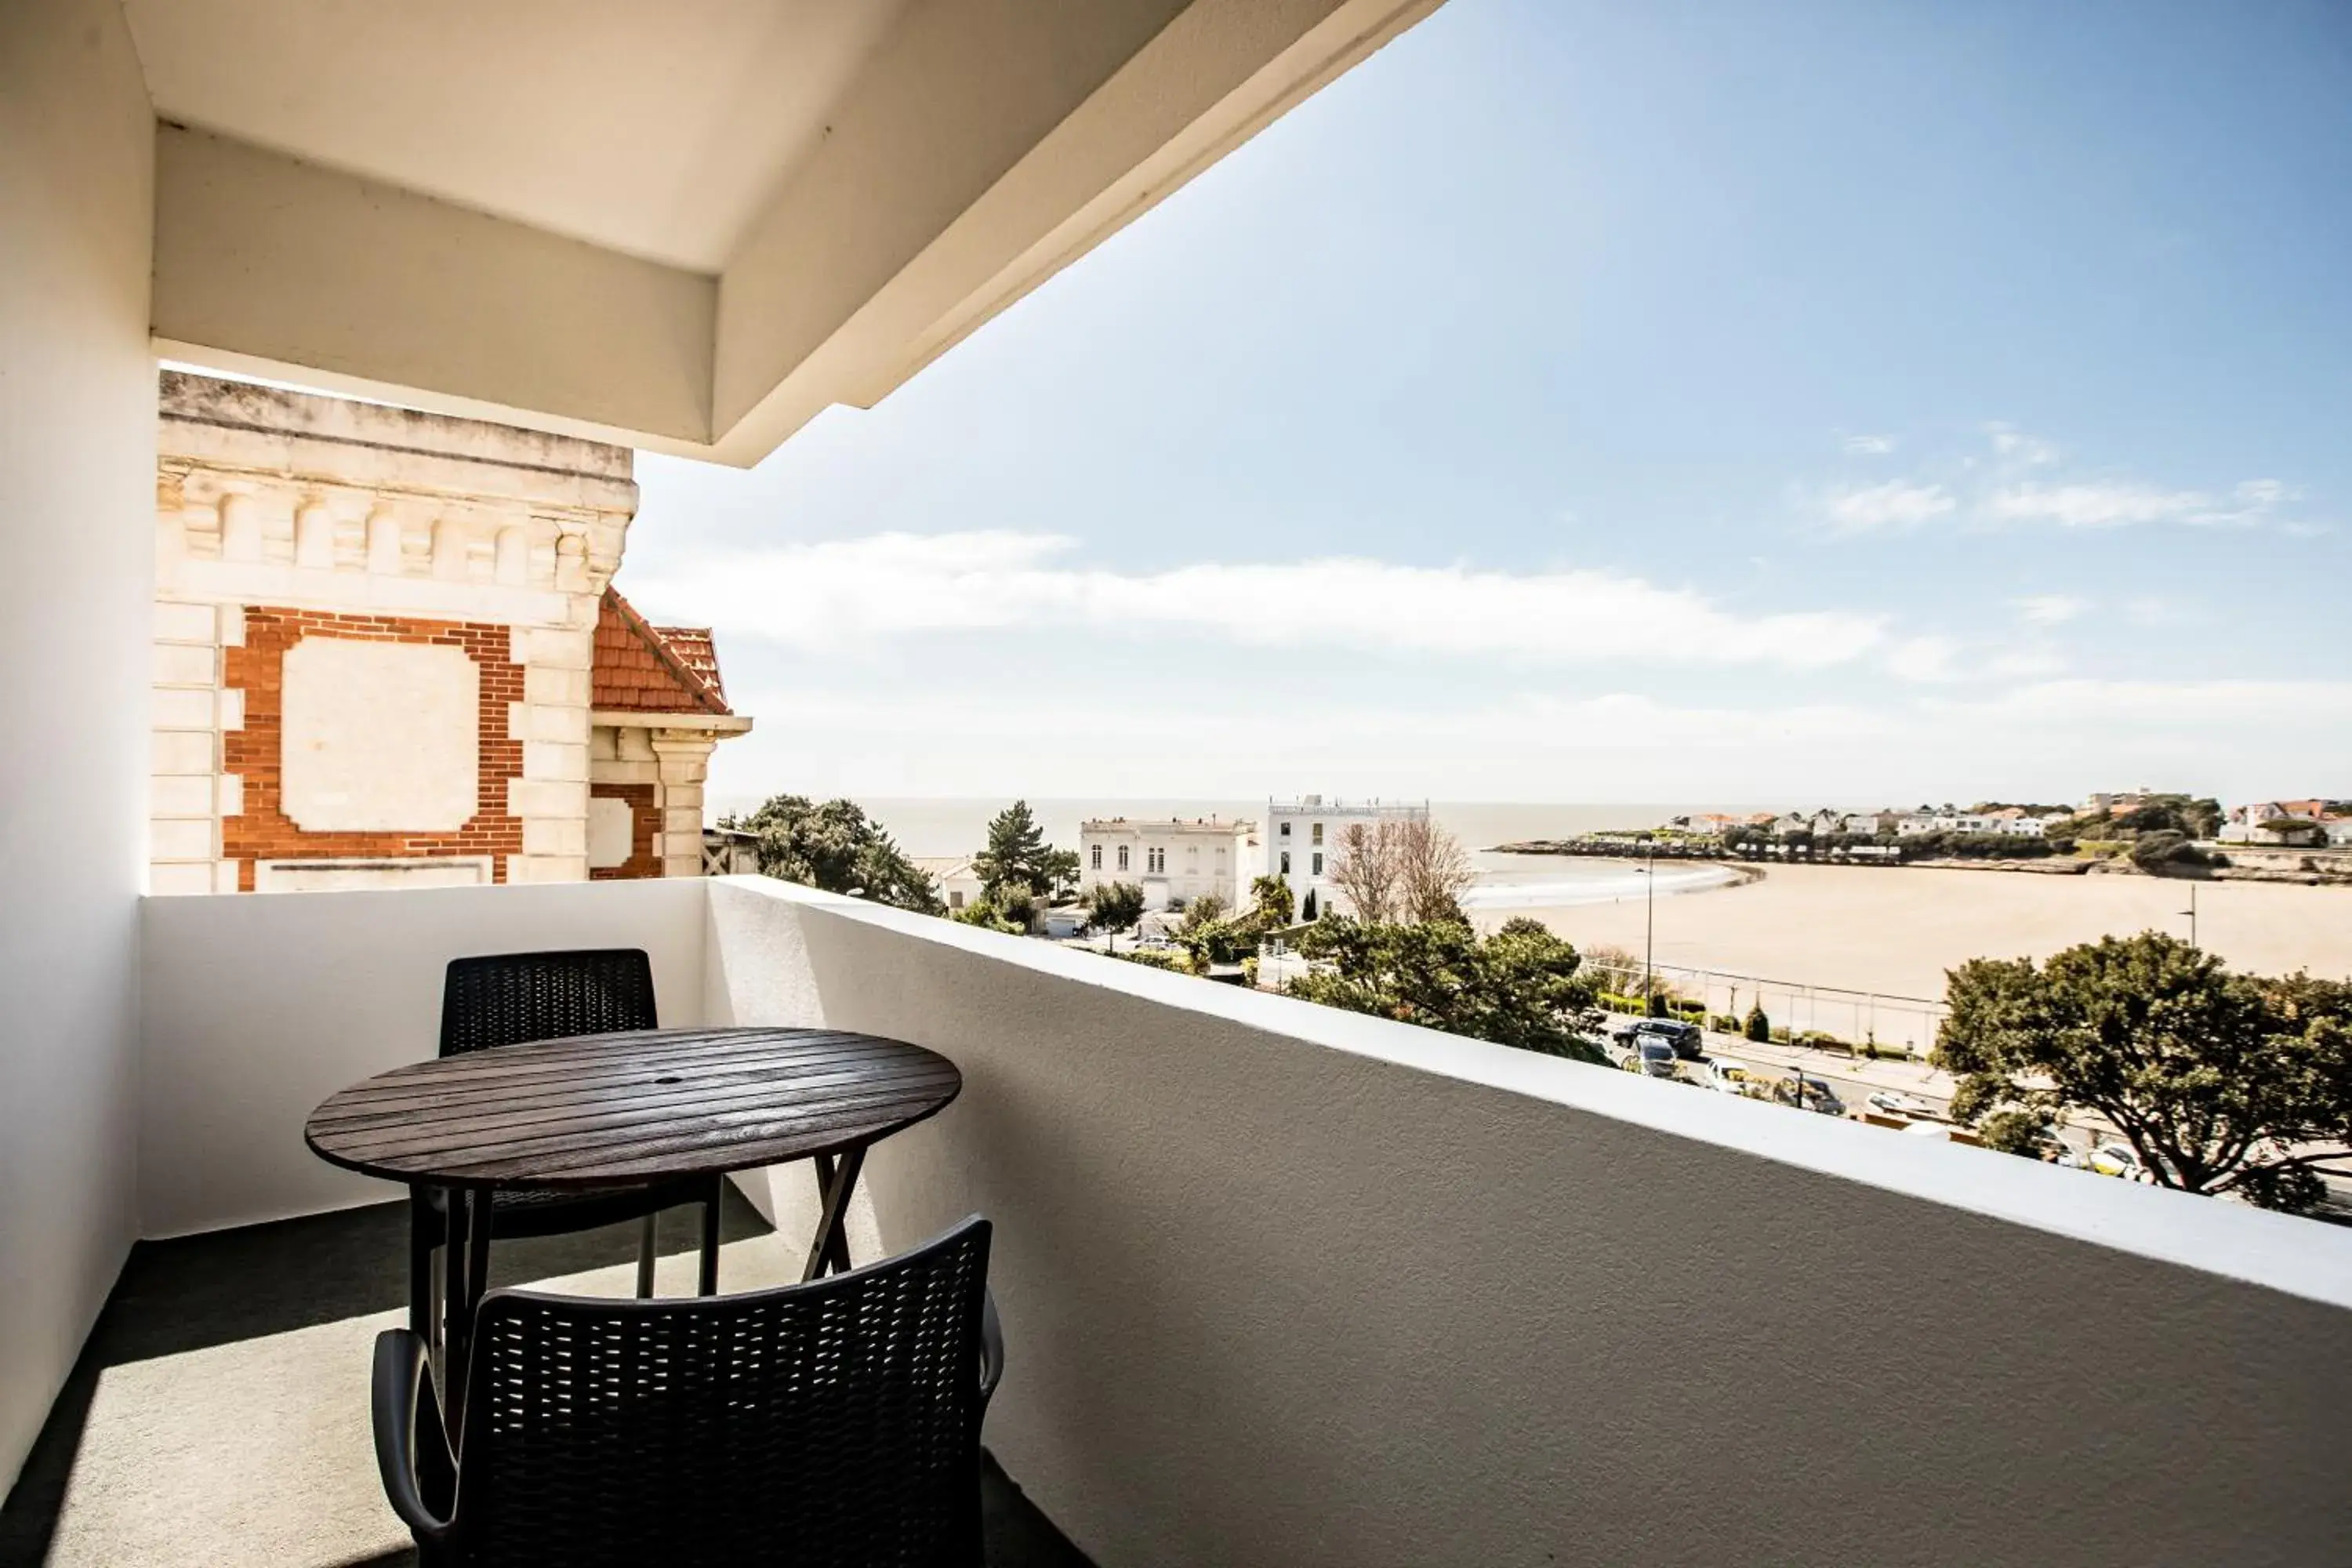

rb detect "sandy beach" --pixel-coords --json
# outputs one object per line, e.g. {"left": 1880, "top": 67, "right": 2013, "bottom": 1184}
{"left": 1501, "top": 861, "right": 2352, "bottom": 1004}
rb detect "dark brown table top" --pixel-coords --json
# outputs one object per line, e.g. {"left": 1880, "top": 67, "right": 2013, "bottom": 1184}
{"left": 304, "top": 1026, "right": 961, "bottom": 1188}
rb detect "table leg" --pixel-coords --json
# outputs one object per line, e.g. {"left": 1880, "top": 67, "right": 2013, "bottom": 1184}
{"left": 801, "top": 1146, "right": 866, "bottom": 1282}
{"left": 408, "top": 1185, "right": 434, "bottom": 1341}
{"left": 443, "top": 1186, "right": 492, "bottom": 1446}
{"left": 699, "top": 1174, "right": 723, "bottom": 1295}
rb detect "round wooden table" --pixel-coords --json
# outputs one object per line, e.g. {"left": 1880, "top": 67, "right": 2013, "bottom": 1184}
{"left": 306, "top": 1025, "right": 961, "bottom": 1430}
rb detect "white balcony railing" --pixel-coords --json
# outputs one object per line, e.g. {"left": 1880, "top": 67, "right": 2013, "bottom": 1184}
{"left": 139, "top": 875, "right": 2352, "bottom": 1566}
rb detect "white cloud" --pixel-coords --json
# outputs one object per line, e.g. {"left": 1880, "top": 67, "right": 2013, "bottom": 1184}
{"left": 1842, "top": 434, "right": 1896, "bottom": 455}
{"left": 1983, "top": 475, "right": 2294, "bottom": 530}
{"left": 1886, "top": 635, "right": 1962, "bottom": 683}
{"left": 2012, "top": 593, "right": 2090, "bottom": 626}
{"left": 701, "top": 671, "right": 2352, "bottom": 807}
{"left": 1987, "top": 481, "right": 2212, "bottom": 528}
{"left": 2122, "top": 596, "right": 2196, "bottom": 628}
{"left": 1986, "top": 423, "right": 2059, "bottom": 466}
{"left": 1933, "top": 679, "right": 2352, "bottom": 728}
{"left": 626, "top": 532, "right": 1891, "bottom": 670}
{"left": 1822, "top": 481, "right": 1955, "bottom": 532}
{"left": 1985, "top": 645, "right": 2069, "bottom": 678}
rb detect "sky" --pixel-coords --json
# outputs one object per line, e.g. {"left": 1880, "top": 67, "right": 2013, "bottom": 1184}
{"left": 621, "top": 0, "right": 2352, "bottom": 811}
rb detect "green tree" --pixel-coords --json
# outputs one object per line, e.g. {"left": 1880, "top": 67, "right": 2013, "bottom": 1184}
{"left": 723, "top": 794, "right": 942, "bottom": 914}
{"left": 1086, "top": 880, "right": 1146, "bottom": 949}
{"left": 1933, "top": 931, "right": 2352, "bottom": 1210}
{"left": 1744, "top": 1004, "right": 1771, "bottom": 1044}
{"left": 1249, "top": 875, "right": 1295, "bottom": 927}
{"left": 1288, "top": 914, "right": 1603, "bottom": 1063}
{"left": 972, "top": 800, "right": 1056, "bottom": 900}
{"left": 951, "top": 893, "right": 1028, "bottom": 935}
{"left": 1041, "top": 847, "right": 1082, "bottom": 901}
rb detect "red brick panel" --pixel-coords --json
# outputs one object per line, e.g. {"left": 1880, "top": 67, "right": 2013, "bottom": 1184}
{"left": 588, "top": 782, "right": 662, "bottom": 880}
{"left": 224, "top": 608, "right": 525, "bottom": 887}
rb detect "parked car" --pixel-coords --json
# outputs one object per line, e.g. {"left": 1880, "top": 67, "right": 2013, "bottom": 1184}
{"left": 1622, "top": 1039, "right": 1680, "bottom": 1079}
{"left": 2034, "top": 1134, "right": 2086, "bottom": 1171}
{"left": 1634, "top": 1018, "right": 1705, "bottom": 1061}
{"left": 1766, "top": 1074, "right": 1846, "bottom": 1117}
{"left": 2086, "top": 1142, "right": 2152, "bottom": 1181}
{"left": 1865, "top": 1090, "right": 1936, "bottom": 1120}
{"left": 1702, "top": 1058, "right": 1753, "bottom": 1095}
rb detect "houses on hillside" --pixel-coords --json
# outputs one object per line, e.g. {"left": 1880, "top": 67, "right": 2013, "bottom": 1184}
{"left": 2220, "top": 800, "right": 2352, "bottom": 848}
{"left": 1660, "top": 795, "right": 2350, "bottom": 851}
{"left": 1665, "top": 806, "right": 2061, "bottom": 841}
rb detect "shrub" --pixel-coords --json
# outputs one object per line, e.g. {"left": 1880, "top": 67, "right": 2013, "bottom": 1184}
{"left": 1744, "top": 1006, "right": 1771, "bottom": 1043}
{"left": 1104, "top": 946, "right": 1190, "bottom": 972}
{"left": 1769, "top": 1025, "right": 1792, "bottom": 1044}
{"left": 1708, "top": 1013, "right": 1742, "bottom": 1033}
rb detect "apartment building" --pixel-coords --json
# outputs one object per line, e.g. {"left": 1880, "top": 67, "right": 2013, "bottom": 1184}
{"left": 1079, "top": 817, "right": 1257, "bottom": 910}
{"left": 1265, "top": 796, "right": 1430, "bottom": 920}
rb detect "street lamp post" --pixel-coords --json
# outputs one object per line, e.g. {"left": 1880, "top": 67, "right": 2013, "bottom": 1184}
{"left": 1643, "top": 838, "right": 1657, "bottom": 1015}
{"left": 2183, "top": 881, "right": 2198, "bottom": 949}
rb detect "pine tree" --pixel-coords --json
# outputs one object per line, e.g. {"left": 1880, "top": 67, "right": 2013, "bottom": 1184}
{"left": 972, "top": 799, "right": 1053, "bottom": 899}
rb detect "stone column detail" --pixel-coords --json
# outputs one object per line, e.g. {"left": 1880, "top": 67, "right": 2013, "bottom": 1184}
{"left": 648, "top": 731, "right": 719, "bottom": 878}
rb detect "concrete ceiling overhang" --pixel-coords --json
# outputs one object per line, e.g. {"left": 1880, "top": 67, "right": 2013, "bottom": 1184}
{"left": 132, "top": 0, "right": 1442, "bottom": 466}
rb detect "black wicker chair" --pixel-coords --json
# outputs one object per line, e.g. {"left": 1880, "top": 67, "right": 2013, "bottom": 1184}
{"left": 412, "top": 949, "right": 720, "bottom": 1347}
{"left": 375, "top": 1216, "right": 1002, "bottom": 1567}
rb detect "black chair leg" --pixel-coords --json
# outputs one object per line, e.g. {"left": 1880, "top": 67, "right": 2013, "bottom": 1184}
{"left": 635, "top": 1214, "right": 658, "bottom": 1298}
{"left": 698, "top": 1177, "right": 722, "bottom": 1296}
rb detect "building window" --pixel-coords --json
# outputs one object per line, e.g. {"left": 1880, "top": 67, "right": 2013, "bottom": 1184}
{"left": 949, "top": 891, "right": 964, "bottom": 909}
{"left": 1279, "top": 851, "right": 1290, "bottom": 875}
{"left": 1090, "top": 844, "right": 1102, "bottom": 870}
{"left": 1279, "top": 822, "right": 1291, "bottom": 837}
{"left": 1312, "top": 851, "right": 1323, "bottom": 876}
{"left": 1187, "top": 846, "right": 1199, "bottom": 871}
{"left": 1312, "top": 822, "right": 1323, "bottom": 845}
{"left": 1148, "top": 847, "right": 1166, "bottom": 873}
{"left": 1117, "top": 844, "right": 1129, "bottom": 872}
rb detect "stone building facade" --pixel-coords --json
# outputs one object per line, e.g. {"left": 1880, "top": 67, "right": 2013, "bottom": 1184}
{"left": 150, "top": 372, "right": 748, "bottom": 893}
{"left": 587, "top": 589, "right": 750, "bottom": 880}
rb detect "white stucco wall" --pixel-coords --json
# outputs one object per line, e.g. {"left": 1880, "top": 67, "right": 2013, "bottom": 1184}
{"left": 281, "top": 638, "right": 480, "bottom": 831}
{"left": 0, "top": 0, "right": 158, "bottom": 1494}
{"left": 137, "top": 879, "right": 709, "bottom": 1237}
{"left": 706, "top": 877, "right": 2352, "bottom": 1568}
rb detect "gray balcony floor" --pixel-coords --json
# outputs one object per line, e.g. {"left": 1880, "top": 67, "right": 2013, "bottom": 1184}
{"left": 1, "top": 1190, "right": 1091, "bottom": 1566}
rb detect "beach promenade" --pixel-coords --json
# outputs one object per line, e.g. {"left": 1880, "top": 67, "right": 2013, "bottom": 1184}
{"left": 1499, "top": 860, "right": 2352, "bottom": 1002}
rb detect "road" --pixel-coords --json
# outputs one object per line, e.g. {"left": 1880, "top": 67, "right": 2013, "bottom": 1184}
{"left": 1650, "top": 1024, "right": 2352, "bottom": 1218}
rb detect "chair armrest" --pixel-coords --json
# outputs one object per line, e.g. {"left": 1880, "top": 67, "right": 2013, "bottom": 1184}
{"left": 372, "top": 1329, "right": 456, "bottom": 1544}
{"left": 978, "top": 1289, "right": 1005, "bottom": 1406}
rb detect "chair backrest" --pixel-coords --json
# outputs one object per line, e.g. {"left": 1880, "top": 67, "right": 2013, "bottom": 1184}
{"left": 453, "top": 1217, "right": 994, "bottom": 1567}
{"left": 440, "top": 949, "right": 658, "bottom": 1057}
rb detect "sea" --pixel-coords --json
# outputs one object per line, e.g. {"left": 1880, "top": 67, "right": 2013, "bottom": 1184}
{"left": 710, "top": 797, "right": 1769, "bottom": 912}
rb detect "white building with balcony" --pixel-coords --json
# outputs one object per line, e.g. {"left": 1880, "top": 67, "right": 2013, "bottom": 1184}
{"left": 1079, "top": 818, "right": 1255, "bottom": 912}
{"left": 1265, "top": 796, "right": 1431, "bottom": 920}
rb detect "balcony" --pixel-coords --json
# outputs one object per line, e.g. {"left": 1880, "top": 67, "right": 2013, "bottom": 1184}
{"left": 5, "top": 874, "right": 2347, "bottom": 1563}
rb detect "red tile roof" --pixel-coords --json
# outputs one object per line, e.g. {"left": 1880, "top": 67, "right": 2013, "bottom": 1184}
{"left": 592, "top": 587, "right": 731, "bottom": 715}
